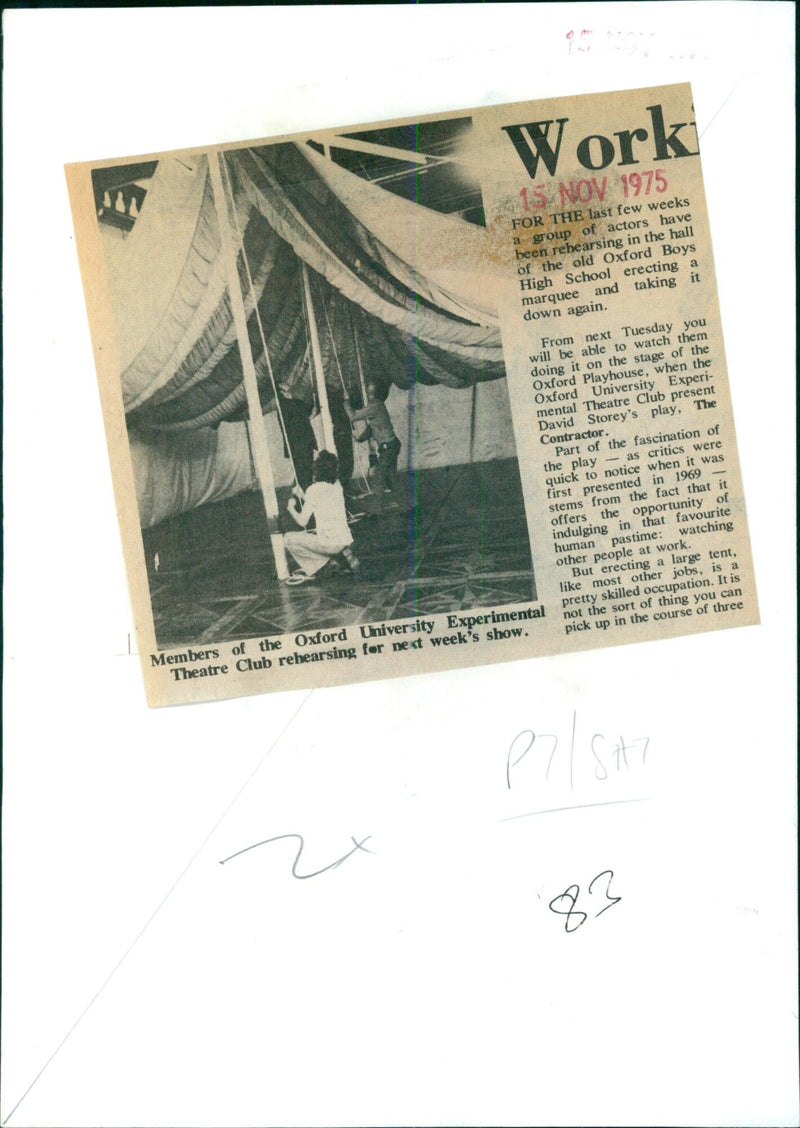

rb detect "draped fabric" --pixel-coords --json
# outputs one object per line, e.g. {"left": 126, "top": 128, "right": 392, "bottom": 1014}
{"left": 118, "top": 141, "right": 506, "bottom": 434}
{"left": 300, "top": 142, "right": 503, "bottom": 325}
{"left": 129, "top": 377, "right": 519, "bottom": 528}
{"left": 130, "top": 422, "right": 256, "bottom": 529}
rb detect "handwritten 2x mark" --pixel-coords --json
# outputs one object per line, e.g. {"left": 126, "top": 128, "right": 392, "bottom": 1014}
{"left": 219, "top": 833, "right": 375, "bottom": 878}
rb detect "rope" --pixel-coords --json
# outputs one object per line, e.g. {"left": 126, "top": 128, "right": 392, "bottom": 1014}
{"left": 219, "top": 152, "right": 299, "bottom": 485}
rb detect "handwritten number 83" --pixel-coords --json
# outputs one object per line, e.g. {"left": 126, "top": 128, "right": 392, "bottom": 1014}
{"left": 548, "top": 869, "right": 620, "bottom": 933}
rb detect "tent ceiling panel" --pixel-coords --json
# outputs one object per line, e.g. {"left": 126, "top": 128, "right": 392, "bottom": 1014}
{"left": 116, "top": 142, "right": 507, "bottom": 434}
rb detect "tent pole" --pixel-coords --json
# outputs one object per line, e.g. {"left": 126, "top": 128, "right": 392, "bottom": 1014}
{"left": 300, "top": 261, "right": 336, "bottom": 452}
{"left": 469, "top": 381, "right": 478, "bottom": 464}
{"left": 350, "top": 307, "right": 375, "bottom": 491}
{"left": 208, "top": 150, "right": 289, "bottom": 580}
{"left": 352, "top": 307, "right": 368, "bottom": 403}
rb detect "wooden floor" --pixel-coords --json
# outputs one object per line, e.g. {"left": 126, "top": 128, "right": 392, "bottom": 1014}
{"left": 142, "top": 459, "right": 537, "bottom": 649}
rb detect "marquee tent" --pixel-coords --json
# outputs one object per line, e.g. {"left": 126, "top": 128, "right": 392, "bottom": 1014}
{"left": 100, "top": 140, "right": 514, "bottom": 528}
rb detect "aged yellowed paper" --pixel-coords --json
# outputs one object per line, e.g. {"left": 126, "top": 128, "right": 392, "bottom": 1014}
{"left": 66, "top": 83, "right": 757, "bottom": 706}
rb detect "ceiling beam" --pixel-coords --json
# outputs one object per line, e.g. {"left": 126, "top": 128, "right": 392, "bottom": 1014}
{"left": 306, "top": 135, "right": 431, "bottom": 166}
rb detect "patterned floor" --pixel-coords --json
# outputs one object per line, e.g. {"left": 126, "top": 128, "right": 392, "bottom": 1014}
{"left": 143, "top": 460, "right": 537, "bottom": 648}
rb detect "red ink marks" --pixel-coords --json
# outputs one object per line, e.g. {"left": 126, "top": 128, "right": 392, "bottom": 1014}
{"left": 565, "top": 28, "right": 710, "bottom": 62}
{"left": 565, "top": 29, "right": 593, "bottom": 55}
{"left": 621, "top": 170, "right": 668, "bottom": 197}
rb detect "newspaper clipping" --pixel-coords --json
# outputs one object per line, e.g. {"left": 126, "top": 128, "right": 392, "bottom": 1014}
{"left": 66, "top": 83, "right": 758, "bottom": 706}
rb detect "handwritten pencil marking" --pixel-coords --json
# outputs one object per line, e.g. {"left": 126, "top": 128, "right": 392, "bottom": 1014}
{"left": 219, "top": 833, "right": 374, "bottom": 878}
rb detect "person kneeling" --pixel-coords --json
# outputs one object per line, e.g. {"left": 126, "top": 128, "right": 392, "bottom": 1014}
{"left": 284, "top": 450, "right": 360, "bottom": 585}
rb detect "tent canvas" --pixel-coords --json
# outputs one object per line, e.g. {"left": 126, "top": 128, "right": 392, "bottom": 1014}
{"left": 96, "top": 132, "right": 518, "bottom": 527}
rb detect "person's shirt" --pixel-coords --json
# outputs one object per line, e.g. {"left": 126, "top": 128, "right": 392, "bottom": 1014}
{"left": 350, "top": 400, "right": 397, "bottom": 445}
{"left": 293, "top": 481, "right": 352, "bottom": 546}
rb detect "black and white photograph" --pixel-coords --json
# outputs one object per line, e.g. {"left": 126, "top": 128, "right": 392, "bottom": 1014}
{"left": 92, "top": 119, "right": 537, "bottom": 651}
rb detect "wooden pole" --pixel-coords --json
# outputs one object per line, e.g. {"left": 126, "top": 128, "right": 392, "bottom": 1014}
{"left": 352, "top": 307, "right": 368, "bottom": 403}
{"left": 343, "top": 304, "right": 370, "bottom": 490}
{"left": 300, "top": 261, "right": 336, "bottom": 452}
{"left": 469, "top": 380, "right": 478, "bottom": 464}
{"left": 208, "top": 150, "right": 289, "bottom": 579}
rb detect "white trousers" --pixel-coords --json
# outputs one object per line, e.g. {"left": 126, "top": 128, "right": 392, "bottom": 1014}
{"left": 284, "top": 532, "right": 349, "bottom": 576}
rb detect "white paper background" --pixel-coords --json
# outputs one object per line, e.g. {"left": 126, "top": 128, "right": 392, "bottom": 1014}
{"left": 3, "top": 4, "right": 796, "bottom": 1126}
